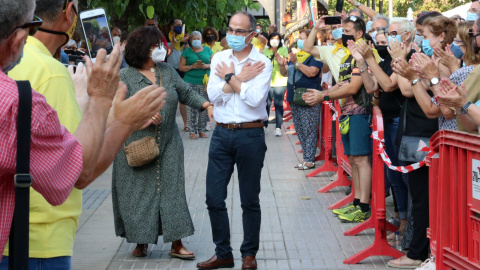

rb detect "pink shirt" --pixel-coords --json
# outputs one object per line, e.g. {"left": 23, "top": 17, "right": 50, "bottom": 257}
{"left": 0, "top": 71, "right": 83, "bottom": 256}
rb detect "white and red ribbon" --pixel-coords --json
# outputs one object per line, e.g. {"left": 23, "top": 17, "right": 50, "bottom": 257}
{"left": 371, "top": 131, "right": 438, "bottom": 173}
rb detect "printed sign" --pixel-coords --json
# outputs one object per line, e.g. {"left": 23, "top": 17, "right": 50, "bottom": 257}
{"left": 472, "top": 159, "right": 480, "bottom": 200}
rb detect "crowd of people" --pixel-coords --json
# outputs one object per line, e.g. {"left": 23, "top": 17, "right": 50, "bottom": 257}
{"left": 2, "top": 0, "right": 480, "bottom": 269}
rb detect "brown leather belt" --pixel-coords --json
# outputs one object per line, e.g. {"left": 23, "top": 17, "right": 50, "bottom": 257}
{"left": 216, "top": 120, "right": 264, "bottom": 129}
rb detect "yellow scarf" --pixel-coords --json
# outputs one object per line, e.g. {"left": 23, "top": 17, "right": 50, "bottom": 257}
{"left": 169, "top": 32, "right": 185, "bottom": 51}
{"left": 296, "top": 50, "right": 311, "bottom": 66}
{"left": 331, "top": 42, "right": 346, "bottom": 54}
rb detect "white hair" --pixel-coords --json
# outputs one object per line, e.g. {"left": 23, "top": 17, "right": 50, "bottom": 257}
{"left": 372, "top": 14, "right": 389, "bottom": 26}
{"left": 191, "top": 31, "right": 202, "bottom": 39}
{"left": 389, "top": 17, "right": 415, "bottom": 43}
{"left": 0, "top": 0, "right": 35, "bottom": 40}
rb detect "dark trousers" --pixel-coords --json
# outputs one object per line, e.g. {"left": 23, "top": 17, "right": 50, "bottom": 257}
{"left": 265, "top": 86, "right": 287, "bottom": 129}
{"left": 406, "top": 165, "right": 430, "bottom": 261}
{"left": 206, "top": 126, "right": 267, "bottom": 259}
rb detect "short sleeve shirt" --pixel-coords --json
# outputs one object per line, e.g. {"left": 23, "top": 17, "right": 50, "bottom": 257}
{"left": 286, "top": 56, "right": 323, "bottom": 102}
{"left": 338, "top": 54, "right": 371, "bottom": 115}
{"left": 263, "top": 47, "right": 289, "bottom": 87}
{"left": 182, "top": 46, "right": 213, "bottom": 85}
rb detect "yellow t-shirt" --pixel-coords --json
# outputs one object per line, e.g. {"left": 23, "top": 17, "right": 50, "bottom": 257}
{"left": 202, "top": 41, "right": 223, "bottom": 55}
{"left": 313, "top": 44, "right": 346, "bottom": 83}
{"left": 252, "top": 37, "right": 265, "bottom": 52}
{"left": 263, "top": 47, "right": 289, "bottom": 87}
{"left": 4, "top": 36, "right": 83, "bottom": 258}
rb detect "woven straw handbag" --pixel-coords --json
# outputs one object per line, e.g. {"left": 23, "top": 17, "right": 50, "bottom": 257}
{"left": 124, "top": 125, "right": 159, "bottom": 167}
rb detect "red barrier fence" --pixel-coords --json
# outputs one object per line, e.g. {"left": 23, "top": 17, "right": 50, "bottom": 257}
{"left": 342, "top": 106, "right": 402, "bottom": 263}
{"left": 427, "top": 130, "right": 480, "bottom": 270}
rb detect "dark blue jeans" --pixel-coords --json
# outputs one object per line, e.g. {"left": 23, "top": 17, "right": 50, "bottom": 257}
{"left": 0, "top": 256, "right": 71, "bottom": 270}
{"left": 206, "top": 126, "right": 267, "bottom": 259}
{"left": 383, "top": 117, "right": 409, "bottom": 219}
{"left": 265, "top": 86, "right": 287, "bottom": 128}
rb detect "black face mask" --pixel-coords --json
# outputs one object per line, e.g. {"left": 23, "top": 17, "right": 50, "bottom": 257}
{"left": 342, "top": 34, "right": 355, "bottom": 47}
{"left": 375, "top": 45, "right": 390, "bottom": 59}
{"left": 38, "top": 28, "right": 70, "bottom": 47}
{"left": 206, "top": 36, "right": 215, "bottom": 42}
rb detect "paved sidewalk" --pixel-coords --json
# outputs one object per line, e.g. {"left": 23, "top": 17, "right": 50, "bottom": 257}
{"left": 73, "top": 113, "right": 396, "bottom": 270}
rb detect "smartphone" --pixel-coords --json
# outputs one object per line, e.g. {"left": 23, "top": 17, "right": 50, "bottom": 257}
{"left": 196, "top": 60, "right": 202, "bottom": 65}
{"left": 325, "top": 16, "right": 342, "bottom": 25}
{"left": 79, "top": 8, "right": 114, "bottom": 62}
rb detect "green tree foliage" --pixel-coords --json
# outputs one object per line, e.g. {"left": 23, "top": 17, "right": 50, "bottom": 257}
{"left": 326, "top": 0, "right": 467, "bottom": 17}
{"left": 83, "top": 0, "right": 260, "bottom": 34}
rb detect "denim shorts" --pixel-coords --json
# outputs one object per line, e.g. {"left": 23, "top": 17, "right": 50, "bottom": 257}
{"left": 341, "top": 114, "right": 372, "bottom": 156}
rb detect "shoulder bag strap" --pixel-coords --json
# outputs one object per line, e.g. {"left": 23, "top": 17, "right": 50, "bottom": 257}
{"left": 10, "top": 81, "right": 33, "bottom": 270}
{"left": 191, "top": 47, "right": 208, "bottom": 77}
{"left": 402, "top": 99, "right": 408, "bottom": 136}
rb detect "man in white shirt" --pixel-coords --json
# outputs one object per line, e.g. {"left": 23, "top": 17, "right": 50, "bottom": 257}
{"left": 197, "top": 11, "right": 272, "bottom": 270}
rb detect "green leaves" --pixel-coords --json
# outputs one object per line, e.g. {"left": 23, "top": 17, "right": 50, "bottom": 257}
{"left": 146, "top": 5, "right": 155, "bottom": 19}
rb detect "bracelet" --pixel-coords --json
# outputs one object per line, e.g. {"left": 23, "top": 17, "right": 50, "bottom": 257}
{"left": 206, "top": 103, "right": 214, "bottom": 110}
{"left": 188, "top": 65, "right": 191, "bottom": 70}
{"left": 373, "top": 94, "right": 380, "bottom": 99}
{"left": 359, "top": 66, "right": 368, "bottom": 73}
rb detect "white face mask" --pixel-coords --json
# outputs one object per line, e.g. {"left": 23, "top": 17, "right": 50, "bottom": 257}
{"left": 151, "top": 46, "right": 167, "bottom": 63}
{"left": 270, "top": 39, "right": 280, "bottom": 48}
{"left": 113, "top": 36, "right": 121, "bottom": 44}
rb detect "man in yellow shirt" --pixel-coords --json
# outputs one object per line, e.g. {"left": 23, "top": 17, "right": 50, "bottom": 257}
{"left": 2, "top": 0, "right": 168, "bottom": 269}
{"left": 252, "top": 24, "right": 268, "bottom": 52}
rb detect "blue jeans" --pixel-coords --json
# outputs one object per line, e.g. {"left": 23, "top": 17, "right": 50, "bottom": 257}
{"left": 0, "top": 256, "right": 71, "bottom": 270}
{"left": 383, "top": 117, "right": 409, "bottom": 219}
{"left": 206, "top": 126, "right": 267, "bottom": 259}
{"left": 265, "top": 86, "right": 287, "bottom": 128}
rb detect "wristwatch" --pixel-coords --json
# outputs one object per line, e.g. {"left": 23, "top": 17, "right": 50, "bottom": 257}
{"left": 225, "top": 73, "right": 234, "bottom": 83}
{"left": 461, "top": 101, "right": 473, "bottom": 114}
{"left": 355, "top": 1, "right": 361, "bottom": 7}
{"left": 295, "top": 62, "right": 299, "bottom": 67}
{"left": 324, "top": 94, "right": 330, "bottom": 101}
{"left": 429, "top": 77, "right": 440, "bottom": 87}
{"left": 410, "top": 78, "right": 421, "bottom": 86}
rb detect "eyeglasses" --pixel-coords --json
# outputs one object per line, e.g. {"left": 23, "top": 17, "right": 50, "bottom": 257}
{"left": 15, "top": 15, "right": 43, "bottom": 36}
{"left": 453, "top": 39, "right": 465, "bottom": 46}
{"left": 63, "top": 0, "right": 78, "bottom": 15}
{"left": 387, "top": 31, "right": 404, "bottom": 37}
{"left": 150, "top": 43, "right": 165, "bottom": 50}
{"left": 469, "top": 28, "right": 480, "bottom": 38}
{"left": 226, "top": 27, "right": 254, "bottom": 35}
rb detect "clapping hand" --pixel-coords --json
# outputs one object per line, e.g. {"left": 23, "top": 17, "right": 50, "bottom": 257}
{"left": 68, "top": 62, "right": 89, "bottom": 115}
{"left": 411, "top": 53, "right": 440, "bottom": 81}
{"left": 347, "top": 40, "right": 364, "bottom": 63}
{"left": 274, "top": 53, "right": 286, "bottom": 66}
{"left": 433, "top": 46, "right": 460, "bottom": 71}
{"left": 289, "top": 52, "right": 298, "bottom": 65}
{"left": 437, "top": 79, "right": 467, "bottom": 109}
{"left": 357, "top": 39, "right": 374, "bottom": 60}
{"left": 391, "top": 57, "right": 418, "bottom": 81}
{"left": 302, "top": 89, "right": 324, "bottom": 106}
{"left": 387, "top": 39, "right": 409, "bottom": 60}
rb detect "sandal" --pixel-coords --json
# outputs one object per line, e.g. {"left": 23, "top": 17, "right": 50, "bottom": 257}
{"left": 298, "top": 162, "right": 315, "bottom": 170}
{"left": 189, "top": 133, "right": 197, "bottom": 139}
{"left": 294, "top": 162, "right": 305, "bottom": 168}
{"left": 183, "top": 127, "right": 190, "bottom": 132}
{"left": 199, "top": 132, "right": 208, "bottom": 138}
{"left": 132, "top": 244, "right": 148, "bottom": 257}
{"left": 169, "top": 242, "right": 195, "bottom": 260}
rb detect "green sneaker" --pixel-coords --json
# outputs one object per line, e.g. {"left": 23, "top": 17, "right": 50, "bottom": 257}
{"left": 338, "top": 209, "right": 371, "bottom": 223}
{"left": 332, "top": 204, "right": 358, "bottom": 216}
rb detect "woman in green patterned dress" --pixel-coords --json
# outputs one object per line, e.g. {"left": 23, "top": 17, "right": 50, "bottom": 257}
{"left": 112, "top": 26, "right": 213, "bottom": 258}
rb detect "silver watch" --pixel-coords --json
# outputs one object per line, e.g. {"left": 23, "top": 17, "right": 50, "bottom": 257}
{"left": 355, "top": 1, "right": 361, "bottom": 7}
{"left": 410, "top": 78, "right": 421, "bottom": 86}
{"left": 429, "top": 77, "right": 440, "bottom": 87}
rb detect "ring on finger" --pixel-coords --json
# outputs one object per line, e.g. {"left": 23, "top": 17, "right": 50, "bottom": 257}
{"left": 152, "top": 116, "right": 157, "bottom": 121}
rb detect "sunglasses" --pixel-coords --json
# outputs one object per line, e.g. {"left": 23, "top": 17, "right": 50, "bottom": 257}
{"left": 16, "top": 15, "right": 43, "bottom": 36}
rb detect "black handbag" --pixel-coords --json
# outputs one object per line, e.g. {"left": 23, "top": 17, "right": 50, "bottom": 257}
{"left": 398, "top": 99, "right": 430, "bottom": 162}
{"left": 9, "top": 81, "right": 33, "bottom": 270}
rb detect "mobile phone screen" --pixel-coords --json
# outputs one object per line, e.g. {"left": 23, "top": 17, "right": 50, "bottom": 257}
{"left": 325, "top": 16, "right": 342, "bottom": 25}
{"left": 81, "top": 14, "right": 113, "bottom": 59}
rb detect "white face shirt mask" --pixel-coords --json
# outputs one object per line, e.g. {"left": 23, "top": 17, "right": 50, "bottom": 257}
{"left": 151, "top": 46, "right": 167, "bottom": 63}
{"left": 113, "top": 36, "right": 121, "bottom": 44}
{"left": 270, "top": 39, "right": 280, "bottom": 48}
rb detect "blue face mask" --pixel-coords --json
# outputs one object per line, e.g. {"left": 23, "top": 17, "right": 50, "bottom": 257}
{"left": 422, "top": 38, "right": 435, "bottom": 56}
{"left": 371, "top": 31, "right": 378, "bottom": 45}
{"left": 450, "top": 42, "right": 464, "bottom": 59}
{"left": 173, "top": 26, "right": 182, "bottom": 34}
{"left": 332, "top": 27, "right": 343, "bottom": 40}
{"left": 467, "top": 12, "right": 478, "bottom": 21}
{"left": 414, "top": 35, "right": 424, "bottom": 46}
{"left": 2, "top": 52, "right": 23, "bottom": 74}
{"left": 226, "top": 33, "right": 252, "bottom": 52}
{"left": 192, "top": 40, "right": 202, "bottom": 48}
{"left": 387, "top": 35, "right": 402, "bottom": 44}
{"left": 297, "top": 39, "right": 305, "bottom": 50}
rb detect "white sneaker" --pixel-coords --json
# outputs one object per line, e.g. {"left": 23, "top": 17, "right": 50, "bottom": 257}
{"left": 275, "top": 128, "right": 282, "bottom": 137}
{"left": 415, "top": 256, "right": 436, "bottom": 270}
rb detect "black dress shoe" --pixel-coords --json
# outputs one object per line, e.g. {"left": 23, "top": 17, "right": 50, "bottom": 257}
{"left": 196, "top": 255, "right": 234, "bottom": 269}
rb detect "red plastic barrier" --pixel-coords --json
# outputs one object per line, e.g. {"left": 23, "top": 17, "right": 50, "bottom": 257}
{"left": 307, "top": 101, "right": 337, "bottom": 177}
{"left": 315, "top": 102, "right": 353, "bottom": 208}
{"left": 283, "top": 92, "right": 293, "bottom": 122}
{"left": 426, "top": 130, "right": 480, "bottom": 270}
{"left": 343, "top": 106, "right": 403, "bottom": 264}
